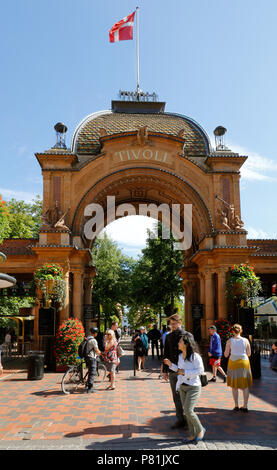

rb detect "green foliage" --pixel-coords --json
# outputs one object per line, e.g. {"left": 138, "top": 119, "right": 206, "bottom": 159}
{"left": 226, "top": 264, "right": 262, "bottom": 304}
{"left": 0, "top": 296, "right": 35, "bottom": 328}
{"left": 34, "top": 263, "right": 64, "bottom": 280}
{"left": 55, "top": 318, "right": 85, "bottom": 366}
{"left": 91, "top": 233, "right": 134, "bottom": 326}
{"left": 0, "top": 195, "right": 10, "bottom": 243}
{"left": 214, "top": 319, "right": 232, "bottom": 347}
{"left": 34, "top": 263, "right": 66, "bottom": 309}
{"left": 1, "top": 195, "right": 42, "bottom": 240}
{"left": 129, "top": 222, "right": 183, "bottom": 318}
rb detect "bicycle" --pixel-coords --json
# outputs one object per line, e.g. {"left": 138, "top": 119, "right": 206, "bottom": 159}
{"left": 61, "top": 356, "right": 107, "bottom": 394}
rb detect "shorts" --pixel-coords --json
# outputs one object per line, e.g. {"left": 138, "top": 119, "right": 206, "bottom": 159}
{"left": 209, "top": 357, "right": 221, "bottom": 367}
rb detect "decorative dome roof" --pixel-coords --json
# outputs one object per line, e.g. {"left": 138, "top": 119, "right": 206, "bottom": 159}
{"left": 71, "top": 109, "right": 211, "bottom": 159}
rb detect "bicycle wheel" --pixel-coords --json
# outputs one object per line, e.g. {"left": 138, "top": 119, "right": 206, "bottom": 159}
{"left": 61, "top": 366, "right": 81, "bottom": 394}
{"left": 93, "top": 363, "right": 106, "bottom": 388}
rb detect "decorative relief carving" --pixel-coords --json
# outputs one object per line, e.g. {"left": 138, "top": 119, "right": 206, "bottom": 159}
{"left": 130, "top": 188, "right": 147, "bottom": 199}
{"left": 136, "top": 126, "right": 151, "bottom": 146}
{"left": 99, "top": 128, "right": 107, "bottom": 137}
{"left": 41, "top": 201, "right": 70, "bottom": 231}
{"left": 215, "top": 195, "right": 245, "bottom": 231}
{"left": 177, "top": 129, "right": 186, "bottom": 139}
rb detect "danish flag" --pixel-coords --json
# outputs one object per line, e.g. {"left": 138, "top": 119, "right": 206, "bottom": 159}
{"left": 109, "top": 11, "right": 136, "bottom": 43}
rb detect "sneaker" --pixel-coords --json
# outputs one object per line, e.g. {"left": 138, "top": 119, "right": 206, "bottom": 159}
{"left": 223, "top": 376, "right": 227, "bottom": 383}
{"left": 208, "top": 377, "right": 216, "bottom": 382}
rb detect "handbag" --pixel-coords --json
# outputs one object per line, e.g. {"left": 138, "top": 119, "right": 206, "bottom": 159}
{"left": 117, "top": 344, "right": 125, "bottom": 357}
{"left": 200, "top": 374, "right": 208, "bottom": 387}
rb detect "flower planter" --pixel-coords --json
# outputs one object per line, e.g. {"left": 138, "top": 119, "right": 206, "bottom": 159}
{"left": 35, "top": 277, "right": 66, "bottom": 309}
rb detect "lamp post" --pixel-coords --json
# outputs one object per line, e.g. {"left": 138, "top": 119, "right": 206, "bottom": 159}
{"left": 0, "top": 252, "right": 16, "bottom": 289}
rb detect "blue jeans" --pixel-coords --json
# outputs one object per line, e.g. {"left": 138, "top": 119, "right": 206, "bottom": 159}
{"left": 85, "top": 357, "right": 97, "bottom": 388}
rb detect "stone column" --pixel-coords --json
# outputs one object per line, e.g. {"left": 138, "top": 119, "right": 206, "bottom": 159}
{"left": 204, "top": 269, "right": 214, "bottom": 332}
{"left": 217, "top": 268, "right": 228, "bottom": 320}
{"left": 60, "top": 270, "right": 70, "bottom": 323}
{"left": 183, "top": 279, "right": 198, "bottom": 333}
{"left": 198, "top": 272, "right": 206, "bottom": 339}
{"left": 183, "top": 281, "right": 191, "bottom": 332}
{"left": 83, "top": 276, "right": 93, "bottom": 305}
{"left": 72, "top": 270, "right": 83, "bottom": 321}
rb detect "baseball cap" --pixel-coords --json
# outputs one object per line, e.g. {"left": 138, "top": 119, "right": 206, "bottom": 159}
{"left": 90, "top": 327, "right": 99, "bottom": 334}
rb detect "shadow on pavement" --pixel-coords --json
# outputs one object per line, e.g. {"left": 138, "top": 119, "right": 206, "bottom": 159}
{"left": 63, "top": 405, "right": 277, "bottom": 443}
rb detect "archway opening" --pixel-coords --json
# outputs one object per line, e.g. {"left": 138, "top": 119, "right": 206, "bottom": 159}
{"left": 90, "top": 215, "right": 185, "bottom": 335}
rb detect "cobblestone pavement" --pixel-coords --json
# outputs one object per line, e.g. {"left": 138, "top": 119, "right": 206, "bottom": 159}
{"left": 0, "top": 341, "right": 276, "bottom": 452}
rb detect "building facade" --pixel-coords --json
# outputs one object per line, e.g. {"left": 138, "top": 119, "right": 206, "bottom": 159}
{"left": 1, "top": 97, "right": 277, "bottom": 351}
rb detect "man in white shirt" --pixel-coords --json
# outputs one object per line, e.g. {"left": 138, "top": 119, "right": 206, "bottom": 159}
{"left": 85, "top": 327, "right": 102, "bottom": 394}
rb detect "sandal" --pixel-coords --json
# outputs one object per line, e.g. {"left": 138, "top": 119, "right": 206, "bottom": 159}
{"left": 240, "top": 407, "right": 248, "bottom": 413}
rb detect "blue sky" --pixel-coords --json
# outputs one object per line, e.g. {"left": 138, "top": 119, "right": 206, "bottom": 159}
{"left": 1, "top": 0, "right": 277, "bottom": 257}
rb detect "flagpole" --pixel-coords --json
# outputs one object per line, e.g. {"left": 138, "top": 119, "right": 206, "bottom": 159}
{"left": 136, "top": 6, "right": 140, "bottom": 95}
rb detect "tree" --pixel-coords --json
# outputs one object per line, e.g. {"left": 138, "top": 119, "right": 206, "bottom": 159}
{"left": 0, "top": 296, "right": 35, "bottom": 334}
{"left": 91, "top": 233, "right": 134, "bottom": 329}
{"left": 130, "top": 221, "right": 184, "bottom": 319}
{"left": 5, "top": 195, "right": 42, "bottom": 239}
{"left": 0, "top": 195, "right": 10, "bottom": 243}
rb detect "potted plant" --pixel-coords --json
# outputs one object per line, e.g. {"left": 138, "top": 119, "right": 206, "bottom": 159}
{"left": 34, "top": 263, "right": 66, "bottom": 309}
{"left": 213, "top": 319, "right": 232, "bottom": 372}
{"left": 226, "top": 264, "right": 262, "bottom": 305}
{"left": 54, "top": 318, "right": 85, "bottom": 372}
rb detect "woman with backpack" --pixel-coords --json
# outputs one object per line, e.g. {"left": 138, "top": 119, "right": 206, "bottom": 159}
{"left": 103, "top": 329, "right": 118, "bottom": 390}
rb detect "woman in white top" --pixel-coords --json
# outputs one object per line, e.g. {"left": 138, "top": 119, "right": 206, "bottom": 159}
{"left": 164, "top": 333, "right": 206, "bottom": 444}
{"left": 224, "top": 323, "right": 252, "bottom": 412}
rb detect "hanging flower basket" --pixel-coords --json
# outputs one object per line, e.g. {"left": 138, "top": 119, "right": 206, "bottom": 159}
{"left": 226, "top": 264, "right": 262, "bottom": 304}
{"left": 34, "top": 263, "right": 66, "bottom": 310}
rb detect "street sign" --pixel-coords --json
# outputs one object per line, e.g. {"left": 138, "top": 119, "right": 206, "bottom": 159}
{"left": 191, "top": 304, "right": 204, "bottom": 319}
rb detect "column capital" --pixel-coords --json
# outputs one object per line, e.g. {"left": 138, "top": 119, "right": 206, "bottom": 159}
{"left": 200, "top": 268, "right": 214, "bottom": 279}
{"left": 217, "top": 266, "right": 229, "bottom": 276}
{"left": 182, "top": 279, "right": 197, "bottom": 289}
{"left": 71, "top": 268, "right": 83, "bottom": 276}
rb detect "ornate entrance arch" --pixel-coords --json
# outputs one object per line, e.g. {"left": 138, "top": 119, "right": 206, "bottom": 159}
{"left": 2, "top": 98, "right": 261, "bottom": 346}
{"left": 32, "top": 99, "right": 254, "bottom": 339}
{"left": 71, "top": 166, "right": 214, "bottom": 250}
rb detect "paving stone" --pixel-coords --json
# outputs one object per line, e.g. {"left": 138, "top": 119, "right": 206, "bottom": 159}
{"left": 0, "top": 348, "right": 276, "bottom": 450}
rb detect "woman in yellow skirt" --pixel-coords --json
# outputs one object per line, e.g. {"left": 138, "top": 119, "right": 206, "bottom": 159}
{"left": 224, "top": 324, "right": 253, "bottom": 412}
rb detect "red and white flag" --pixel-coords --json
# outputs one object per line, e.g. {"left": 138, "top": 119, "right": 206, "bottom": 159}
{"left": 109, "top": 11, "right": 136, "bottom": 43}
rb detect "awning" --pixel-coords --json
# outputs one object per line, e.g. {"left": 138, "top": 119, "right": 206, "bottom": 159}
{"left": 256, "top": 299, "right": 277, "bottom": 316}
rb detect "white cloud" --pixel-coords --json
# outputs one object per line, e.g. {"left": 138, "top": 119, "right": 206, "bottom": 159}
{"left": 103, "top": 215, "right": 156, "bottom": 248}
{"left": 228, "top": 141, "right": 277, "bottom": 182}
{"left": 0, "top": 188, "right": 39, "bottom": 203}
{"left": 245, "top": 226, "right": 277, "bottom": 239}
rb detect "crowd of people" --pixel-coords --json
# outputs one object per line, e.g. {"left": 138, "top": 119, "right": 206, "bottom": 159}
{"left": 82, "top": 314, "right": 261, "bottom": 445}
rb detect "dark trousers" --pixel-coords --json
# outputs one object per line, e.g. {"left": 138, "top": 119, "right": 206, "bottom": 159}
{"left": 85, "top": 357, "right": 97, "bottom": 388}
{"left": 151, "top": 340, "right": 160, "bottom": 358}
{"left": 168, "top": 371, "right": 187, "bottom": 424}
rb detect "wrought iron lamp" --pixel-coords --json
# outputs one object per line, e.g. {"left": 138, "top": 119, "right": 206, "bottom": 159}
{"left": 0, "top": 252, "right": 16, "bottom": 289}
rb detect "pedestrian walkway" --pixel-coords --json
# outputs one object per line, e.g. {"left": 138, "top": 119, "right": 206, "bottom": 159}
{"left": 0, "top": 340, "right": 276, "bottom": 450}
